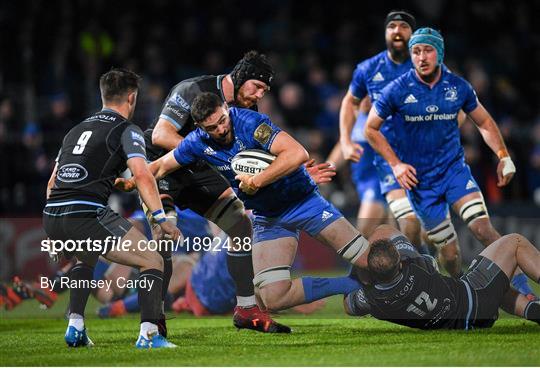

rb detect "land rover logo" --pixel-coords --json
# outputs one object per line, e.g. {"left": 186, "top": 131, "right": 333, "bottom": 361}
{"left": 57, "top": 164, "right": 88, "bottom": 183}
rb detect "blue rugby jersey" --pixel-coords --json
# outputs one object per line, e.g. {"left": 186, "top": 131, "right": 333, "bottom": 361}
{"left": 349, "top": 51, "right": 413, "bottom": 147}
{"left": 173, "top": 107, "right": 316, "bottom": 217}
{"left": 373, "top": 67, "right": 478, "bottom": 183}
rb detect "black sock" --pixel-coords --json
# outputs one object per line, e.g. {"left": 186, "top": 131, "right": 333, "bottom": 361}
{"left": 159, "top": 248, "right": 172, "bottom": 316}
{"left": 524, "top": 301, "right": 540, "bottom": 325}
{"left": 226, "top": 250, "right": 255, "bottom": 297}
{"left": 68, "top": 263, "right": 94, "bottom": 317}
{"left": 139, "top": 269, "right": 163, "bottom": 324}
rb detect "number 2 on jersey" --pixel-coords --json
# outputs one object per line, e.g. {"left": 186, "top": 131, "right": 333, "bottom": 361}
{"left": 72, "top": 131, "right": 93, "bottom": 154}
{"left": 406, "top": 291, "right": 438, "bottom": 317}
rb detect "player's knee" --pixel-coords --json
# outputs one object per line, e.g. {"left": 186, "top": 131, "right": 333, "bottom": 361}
{"left": 209, "top": 196, "right": 251, "bottom": 237}
{"left": 388, "top": 197, "right": 415, "bottom": 221}
{"left": 143, "top": 251, "right": 164, "bottom": 271}
{"left": 426, "top": 219, "right": 457, "bottom": 250}
{"left": 253, "top": 266, "right": 292, "bottom": 311}
{"left": 459, "top": 196, "right": 489, "bottom": 227}
{"left": 337, "top": 234, "right": 369, "bottom": 264}
{"left": 469, "top": 219, "right": 499, "bottom": 246}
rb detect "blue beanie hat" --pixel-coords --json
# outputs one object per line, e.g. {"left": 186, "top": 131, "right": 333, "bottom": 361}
{"left": 408, "top": 27, "right": 444, "bottom": 65}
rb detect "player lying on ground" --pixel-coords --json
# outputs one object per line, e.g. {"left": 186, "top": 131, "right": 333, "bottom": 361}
{"left": 344, "top": 225, "right": 540, "bottom": 329}
{"left": 43, "top": 68, "right": 180, "bottom": 348}
{"left": 116, "top": 92, "right": 372, "bottom": 315}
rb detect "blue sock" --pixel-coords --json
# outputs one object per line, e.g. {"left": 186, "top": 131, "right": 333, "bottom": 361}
{"left": 302, "top": 276, "right": 362, "bottom": 303}
{"left": 512, "top": 273, "right": 534, "bottom": 296}
{"left": 123, "top": 292, "right": 140, "bottom": 313}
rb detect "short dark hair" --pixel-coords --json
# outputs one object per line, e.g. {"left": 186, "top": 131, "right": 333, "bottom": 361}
{"left": 191, "top": 92, "right": 224, "bottom": 123}
{"left": 99, "top": 68, "right": 141, "bottom": 103}
{"left": 368, "top": 239, "right": 401, "bottom": 283}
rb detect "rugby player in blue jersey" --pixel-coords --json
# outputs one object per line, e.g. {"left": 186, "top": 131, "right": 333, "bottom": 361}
{"left": 365, "top": 28, "right": 536, "bottom": 300}
{"left": 339, "top": 10, "right": 422, "bottom": 243}
{"left": 118, "top": 92, "right": 371, "bottom": 315}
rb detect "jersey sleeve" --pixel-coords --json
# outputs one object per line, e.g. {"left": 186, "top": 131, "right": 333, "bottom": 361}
{"left": 391, "top": 235, "right": 421, "bottom": 260}
{"left": 172, "top": 133, "right": 200, "bottom": 166}
{"left": 461, "top": 80, "right": 479, "bottom": 113}
{"left": 242, "top": 114, "right": 282, "bottom": 151}
{"left": 373, "top": 82, "right": 397, "bottom": 120}
{"left": 121, "top": 125, "right": 147, "bottom": 160}
{"left": 159, "top": 91, "right": 191, "bottom": 131}
{"left": 345, "top": 287, "right": 372, "bottom": 317}
{"left": 349, "top": 64, "right": 368, "bottom": 100}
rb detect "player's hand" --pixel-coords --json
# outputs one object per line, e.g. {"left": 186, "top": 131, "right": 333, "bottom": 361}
{"left": 391, "top": 162, "right": 418, "bottom": 190}
{"left": 497, "top": 157, "right": 515, "bottom": 187}
{"left": 305, "top": 159, "right": 336, "bottom": 185}
{"left": 341, "top": 141, "right": 364, "bottom": 162}
{"left": 159, "top": 220, "right": 182, "bottom": 241}
{"left": 114, "top": 177, "right": 136, "bottom": 192}
{"left": 235, "top": 174, "right": 259, "bottom": 195}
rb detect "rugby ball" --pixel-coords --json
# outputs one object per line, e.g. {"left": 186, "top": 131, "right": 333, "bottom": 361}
{"left": 231, "top": 149, "right": 276, "bottom": 176}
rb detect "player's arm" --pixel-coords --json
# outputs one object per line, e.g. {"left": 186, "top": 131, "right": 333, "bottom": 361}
{"left": 127, "top": 157, "right": 180, "bottom": 239}
{"left": 251, "top": 131, "right": 309, "bottom": 188}
{"left": 339, "top": 91, "right": 364, "bottom": 162}
{"left": 467, "top": 103, "right": 515, "bottom": 186}
{"left": 365, "top": 108, "right": 418, "bottom": 190}
{"left": 151, "top": 118, "right": 185, "bottom": 151}
{"left": 343, "top": 288, "right": 371, "bottom": 317}
{"left": 148, "top": 150, "right": 182, "bottom": 180}
{"left": 46, "top": 162, "right": 58, "bottom": 200}
{"left": 236, "top": 131, "right": 309, "bottom": 194}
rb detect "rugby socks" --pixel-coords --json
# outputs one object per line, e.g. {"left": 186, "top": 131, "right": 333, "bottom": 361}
{"left": 68, "top": 313, "right": 85, "bottom": 330}
{"left": 227, "top": 251, "right": 256, "bottom": 307}
{"left": 302, "top": 276, "right": 362, "bottom": 303}
{"left": 68, "top": 263, "right": 94, "bottom": 318}
{"left": 139, "top": 269, "right": 163, "bottom": 325}
{"left": 139, "top": 321, "right": 159, "bottom": 340}
{"left": 523, "top": 300, "right": 540, "bottom": 325}
{"left": 160, "top": 249, "right": 173, "bottom": 315}
{"left": 511, "top": 273, "right": 535, "bottom": 296}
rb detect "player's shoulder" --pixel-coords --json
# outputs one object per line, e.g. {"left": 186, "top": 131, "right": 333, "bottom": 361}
{"left": 357, "top": 51, "right": 387, "bottom": 70}
{"left": 230, "top": 106, "right": 268, "bottom": 124}
{"left": 168, "top": 75, "right": 219, "bottom": 107}
{"left": 379, "top": 69, "right": 413, "bottom": 97}
{"left": 441, "top": 67, "right": 471, "bottom": 89}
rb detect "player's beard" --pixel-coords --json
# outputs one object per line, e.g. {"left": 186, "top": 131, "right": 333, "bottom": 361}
{"left": 387, "top": 37, "right": 410, "bottom": 63}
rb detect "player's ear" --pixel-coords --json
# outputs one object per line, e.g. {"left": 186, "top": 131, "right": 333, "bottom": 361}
{"left": 127, "top": 91, "right": 137, "bottom": 107}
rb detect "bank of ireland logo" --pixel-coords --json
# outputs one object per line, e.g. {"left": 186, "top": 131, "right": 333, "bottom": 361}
{"left": 444, "top": 87, "right": 458, "bottom": 102}
{"left": 426, "top": 105, "right": 439, "bottom": 113}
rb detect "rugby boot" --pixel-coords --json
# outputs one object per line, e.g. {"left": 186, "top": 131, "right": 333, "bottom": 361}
{"left": 233, "top": 305, "right": 291, "bottom": 333}
{"left": 135, "top": 331, "right": 176, "bottom": 349}
{"left": 65, "top": 326, "right": 94, "bottom": 347}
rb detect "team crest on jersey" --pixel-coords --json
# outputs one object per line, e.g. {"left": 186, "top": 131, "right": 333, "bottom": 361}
{"left": 426, "top": 105, "right": 439, "bottom": 113}
{"left": 254, "top": 123, "right": 273, "bottom": 145}
{"left": 169, "top": 93, "right": 191, "bottom": 111}
{"left": 444, "top": 87, "right": 458, "bottom": 102}
{"left": 57, "top": 164, "right": 88, "bottom": 183}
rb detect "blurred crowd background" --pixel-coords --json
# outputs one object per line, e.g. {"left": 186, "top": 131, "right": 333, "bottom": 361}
{"left": 1, "top": 0, "right": 539, "bottom": 217}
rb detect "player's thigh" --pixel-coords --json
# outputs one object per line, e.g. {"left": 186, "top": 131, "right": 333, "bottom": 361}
{"left": 252, "top": 237, "right": 298, "bottom": 274}
{"left": 315, "top": 217, "right": 361, "bottom": 251}
{"left": 475, "top": 235, "right": 520, "bottom": 279}
{"left": 105, "top": 226, "right": 162, "bottom": 270}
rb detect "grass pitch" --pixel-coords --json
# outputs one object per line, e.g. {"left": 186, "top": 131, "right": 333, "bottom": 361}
{"left": 1, "top": 289, "right": 539, "bottom": 366}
